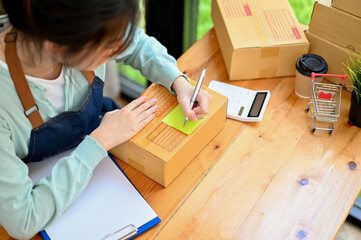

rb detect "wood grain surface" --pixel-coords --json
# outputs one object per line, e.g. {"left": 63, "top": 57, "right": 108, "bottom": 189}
{"left": 1, "top": 28, "right": 360, "bottom": 240}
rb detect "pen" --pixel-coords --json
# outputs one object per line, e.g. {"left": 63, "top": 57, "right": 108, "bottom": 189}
{"left": 183, "top": 68, "right": 206, "bottom": 127}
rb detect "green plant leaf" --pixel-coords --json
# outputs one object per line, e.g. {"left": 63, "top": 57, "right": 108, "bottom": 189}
{"left": 343, "top": 52, "right": 361, "bottom": 105}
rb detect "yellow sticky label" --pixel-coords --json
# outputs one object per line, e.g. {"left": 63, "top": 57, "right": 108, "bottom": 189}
{"left": 162, "top": 105, "right": 206, "bottom": 135}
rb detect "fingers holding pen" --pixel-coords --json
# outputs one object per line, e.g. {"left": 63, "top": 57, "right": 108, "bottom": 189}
{"left": 176, "top": 85, "right": 212, "bottom": 121}
{"left": 192, "top": 89, "right": 212, "bottom": 120}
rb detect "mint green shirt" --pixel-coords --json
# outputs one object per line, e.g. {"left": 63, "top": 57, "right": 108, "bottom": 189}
{"left": 0, "top": 27, "right": 185, "bottom": 239}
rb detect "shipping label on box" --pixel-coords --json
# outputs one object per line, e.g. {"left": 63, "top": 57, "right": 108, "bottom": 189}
{"left": 110, "top": 83, "right": 227, "bottom": 187}
{"left": 309, "top": 0, "right": 361, "bottom": 54}
{"left": 332, "top": 0, "right": 361, "bottom": 18}
{"left": 211, "top": 0, "right": 309, "bottom": 80}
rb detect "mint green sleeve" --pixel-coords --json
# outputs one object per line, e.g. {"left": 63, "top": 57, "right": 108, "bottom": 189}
{"left": 0, "top": 117, "right": 107, "bottom": 239}
{"left": 114, "top": 27, "right": 189, "bottom": 93}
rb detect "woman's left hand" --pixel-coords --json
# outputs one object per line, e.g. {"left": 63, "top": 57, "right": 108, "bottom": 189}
{"left": 172, "top": 75, "right": 212, "bottom": 121}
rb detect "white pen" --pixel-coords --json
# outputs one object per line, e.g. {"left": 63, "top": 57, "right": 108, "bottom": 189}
{"left": 183, "top": 68, "right": 206, "bottom": 127}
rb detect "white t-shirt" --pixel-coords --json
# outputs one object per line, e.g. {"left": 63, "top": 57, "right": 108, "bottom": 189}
{"left": 0, "top": 60, "right": 65, "bottom": 112}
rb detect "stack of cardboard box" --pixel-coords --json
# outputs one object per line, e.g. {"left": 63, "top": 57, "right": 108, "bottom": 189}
{"left": 306, "top": 0, "right": 361, "bottom": 88}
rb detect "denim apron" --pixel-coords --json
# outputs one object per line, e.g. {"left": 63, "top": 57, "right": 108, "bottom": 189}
{"left": 4, "top": 29, "right": 119, "bottom": 163}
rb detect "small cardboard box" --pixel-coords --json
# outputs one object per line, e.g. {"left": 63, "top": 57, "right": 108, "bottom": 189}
{"left": 110, "top": 83, "right": 227, "bottom": 187}
{"left": 332, "top": 0, "right": 361, "bottom": 18}
{"left": 211, "top": 0, "right": 309, "bottom": 80}
{"left": 305, "top": 30, "right": 358, "bottom": 90}
{"left": 309, "top": 0, "right": 361, "bottom": 54}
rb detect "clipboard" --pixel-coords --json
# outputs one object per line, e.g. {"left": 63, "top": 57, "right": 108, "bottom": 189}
{"left": 27, "top": 150, "right": 160, "bottom": 240}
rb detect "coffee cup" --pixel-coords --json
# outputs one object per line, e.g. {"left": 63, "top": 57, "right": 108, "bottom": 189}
{"left": 295, "top": 54, "right": 328, "bottom": 98}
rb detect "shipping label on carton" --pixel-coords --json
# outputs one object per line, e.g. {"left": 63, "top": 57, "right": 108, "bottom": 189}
{"left": 221, "top": 0, "right": 252, "bottom": 17}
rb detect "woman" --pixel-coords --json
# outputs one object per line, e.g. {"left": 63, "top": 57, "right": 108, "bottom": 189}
{"left": 0, "top": 0, "right": 211, "bottom": 238}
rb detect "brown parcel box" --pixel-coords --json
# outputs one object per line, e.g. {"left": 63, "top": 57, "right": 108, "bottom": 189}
{"left": 305, "top": 30, "right": 358, "bottom": 91}
{"left": 211, "top": 0, "right": 309, "bottom": 80}
{"left": 110, "top": 83, "right": 227, "bottom": 187}
{"left": 309, "top": 0, "right": 361, "bottom": 54}
{"left": 332, "top": 0, "right": 361, "bottom": 18}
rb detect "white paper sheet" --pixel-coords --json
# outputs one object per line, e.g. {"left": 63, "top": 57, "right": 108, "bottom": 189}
{"left": 27, "top": 150, "right": 159, "bottom": 240}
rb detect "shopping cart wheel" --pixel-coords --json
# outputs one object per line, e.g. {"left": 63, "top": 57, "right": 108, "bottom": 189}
{"left": 312, "top": 127, "right": 316, "bottom": 133}
{"left": 329, "top": 129, "right": 333, "bottom": 134}
{"left": 306, "top": 106, "right": 310, "bottom": 112}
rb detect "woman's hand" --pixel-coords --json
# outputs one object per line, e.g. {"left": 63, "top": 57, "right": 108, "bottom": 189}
{"left": 172, "top": 75, "right": 212, "bottom": 121}
{"left": 90, "top": 96, "right": 158, "bottom": 151}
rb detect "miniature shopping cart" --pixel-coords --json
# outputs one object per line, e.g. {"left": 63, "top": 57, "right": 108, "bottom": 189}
{"left": 306, "top": 72, "right": 347, "bottom": 133}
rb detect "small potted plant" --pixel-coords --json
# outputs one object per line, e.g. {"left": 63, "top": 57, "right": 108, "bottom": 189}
{"left": 344, "top": 53, "right": 361, "bottom": 128}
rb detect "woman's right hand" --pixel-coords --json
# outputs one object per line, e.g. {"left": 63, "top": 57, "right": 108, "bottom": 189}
{"left": 90, "top": 96, "right": 158, "bottom": 151}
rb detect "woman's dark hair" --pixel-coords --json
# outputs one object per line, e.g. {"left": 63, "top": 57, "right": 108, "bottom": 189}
{"left": 2, "top": 0, "right": 139, "bottom": 59}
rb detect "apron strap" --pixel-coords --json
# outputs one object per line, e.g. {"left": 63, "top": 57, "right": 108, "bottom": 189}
{"left": 82, "top": 71, "right": 95, "bottom": 84}
{"left": 4, "top": 28, "right": 96, "bottom": 129}
{"left": 4, "top": 29, "right": 44, "bottom": 129}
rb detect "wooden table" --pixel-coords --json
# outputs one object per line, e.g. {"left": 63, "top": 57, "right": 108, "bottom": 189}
{"left": 1, "top": 28, "right": 361, "bottom": 240}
